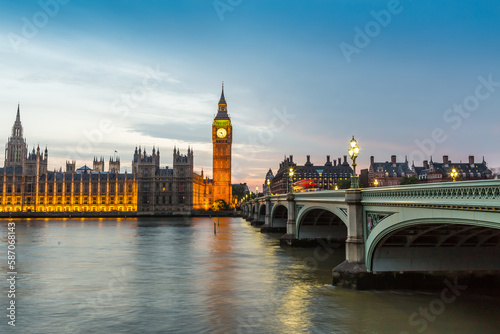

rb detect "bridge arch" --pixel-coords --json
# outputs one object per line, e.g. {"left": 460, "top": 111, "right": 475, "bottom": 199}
{"left": 270, "top": 203, "right": 287, "bottom": 228}
{"left": 252, "top": 202, "right": 258, "bottom": 215}
{"left": 296, "top": 206, "right": 347, "bottom": 241}
{"left": 366, "top": 215, "right": 500, "bottom": 272}
{"left": 258, "top": 203, "right": 266, "bottom": 223}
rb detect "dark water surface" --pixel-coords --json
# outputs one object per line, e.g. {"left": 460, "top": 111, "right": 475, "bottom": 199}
{"left": 1, "top": 217, "right": 499, "bottom": 333}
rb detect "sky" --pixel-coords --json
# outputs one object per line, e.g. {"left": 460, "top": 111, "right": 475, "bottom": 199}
{"left": 1, "top": 0, "right": 499, "bottom": 190}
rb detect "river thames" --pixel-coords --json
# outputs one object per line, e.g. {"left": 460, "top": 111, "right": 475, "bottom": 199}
{"left": 1, "top": 217, "right": 499, "bottom": 333}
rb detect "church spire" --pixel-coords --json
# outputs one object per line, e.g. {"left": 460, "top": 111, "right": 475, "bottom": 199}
{"left": 5, "top": 104, "right": 27, "bottom": 168}
{"left": 16, "top": 103, "right": 20, "bottom": 123}
{"left": 12, "top": 104, "right": 23, "bottom": 138}
{"left": 218, "top": 82, "right": 226, "bottom": 105}
{"left": 215, "top": 83, "right": 230, "bottom": 120}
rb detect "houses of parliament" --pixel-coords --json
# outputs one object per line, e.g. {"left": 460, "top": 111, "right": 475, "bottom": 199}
{"left": 0, "top": 87, "right": 233, "bottom": 214}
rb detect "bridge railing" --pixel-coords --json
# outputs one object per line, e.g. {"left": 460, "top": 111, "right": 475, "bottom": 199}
{"left": 292, "top": 189, "right": 346, "bottom": 202}
{"left": 361, "top": 179, "right": 500, "bottom": 209}
{"left": 250, "top": 190, "right": 347, "bottom": 203}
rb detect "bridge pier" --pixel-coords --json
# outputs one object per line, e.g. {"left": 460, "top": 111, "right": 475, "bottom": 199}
{"left": 280, "top": 194, "right": 299, "bottom": 246}
{"left": 260, "top": 196, "right": 278, "bottom": 232}
{"left": 251, "top": 200, "right": 264, "bottom": 226}
{"left": 244, "top": 207, "right": 253, "bottom": 222}
{"left": 333, "top": 188, "right": 369, "bottom": 287}
{"left": 241, "top": 205, "right": 248, "bottom": 219}
{"left": 248, "top": 200, "right": 257, "bottom": 223}
{"left": 345, "top": 189, "right": 364, "bottom": 263}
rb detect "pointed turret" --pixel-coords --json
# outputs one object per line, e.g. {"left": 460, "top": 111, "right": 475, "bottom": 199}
{"left": 215, "top": 82, "right": 230, "bottom": 120}
{"left": 218, "top": 82, "right": 227, "bottom": 105}
{"left": 11, "top": 104, "right": 23, "bottom": 138}
{"left": 16, "top": 104, "right": 20, "bottom": 122}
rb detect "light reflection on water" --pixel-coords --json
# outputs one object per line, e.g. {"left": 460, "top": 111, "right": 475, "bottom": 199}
{"left": 0, "top": 217, "right": 499, "bottom": 334}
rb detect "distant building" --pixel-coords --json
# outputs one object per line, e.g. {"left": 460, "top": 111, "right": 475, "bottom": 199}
{"left": 368, "top": 155, "right": 415, "bottom": 187}
{"left": 270, "top": 155, "right": 353, "bottom": 194}
{"left": 359, "top": 168, "right": 369, "bottom": 188}
{"left": 368, "top": 154, "right": 494, "bottom": 187}
{"left": 233, "top": 182, "right": 249, "bottom": 194}
{"left": 262, "top": 168, "right": 274, "bottom": 195}
{"left": 412, "top": 155, "right": 493, "bottom": 182}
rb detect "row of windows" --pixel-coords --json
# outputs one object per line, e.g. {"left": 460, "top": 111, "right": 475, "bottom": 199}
{"left": 141, "top": 195, "right": 185, "bottom": 205}
{"left": 0, "top": 183, "right": 134, "bottom": 193}
{"left": 0, "top": 196, "right": 134, "bottom": 205}
{"left": 0, "top": 206, "right": 136, "bottom": 213}
{"left": 142, "top": 183, "right": 186, "bottom": 191}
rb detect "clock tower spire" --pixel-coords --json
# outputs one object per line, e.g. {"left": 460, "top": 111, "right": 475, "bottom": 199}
{"left": 212, "top": 83, "right": 232, "bottom": 206}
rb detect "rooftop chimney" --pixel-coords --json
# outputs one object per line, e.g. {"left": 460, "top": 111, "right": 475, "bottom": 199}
{"left": 443, "top": 155, "right": 449, "bottom": 165}
{"left": 306, "top": 155, "right": 310, "bottom": 163}
{"left": 423, "top": 160, "right": 429, "bottom": 170}
{"left": 469, "top": 155, "right": 474, "bottom": 165}
{"left": 327, "top": 155, "right": 330, "bottom": 163}
{"left": 370, "top": 156, "right": 374, "bottom": 165}
{"left": 391, "top": 155, "right": 397, "bottom": 165}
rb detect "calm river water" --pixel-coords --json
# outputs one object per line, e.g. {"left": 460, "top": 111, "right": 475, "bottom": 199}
{"left": 1, "top": 217, "right": 499, "bottom": 334}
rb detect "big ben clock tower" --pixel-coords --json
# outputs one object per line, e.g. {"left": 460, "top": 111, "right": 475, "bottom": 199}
{"left": 212, "top": 84, "right": 232, "bottom": 206}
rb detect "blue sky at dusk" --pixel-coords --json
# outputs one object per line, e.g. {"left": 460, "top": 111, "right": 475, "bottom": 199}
{"left": 1, "top": 0, "right": 499, "bottom": 189}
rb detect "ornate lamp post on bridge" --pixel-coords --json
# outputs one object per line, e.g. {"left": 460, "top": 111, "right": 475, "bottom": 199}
{"left": 374, "top": 179, "right": 379, "bottom": 187}
{"left": 450, "top": 168, "right": 458, "bottom": 182}
{"left": 288, "top": 167, "right": 295, "bottom": 194}
{"left": 266, "top": 178, "right": 271, "bottom": 196}
{"left": 348, "top": 135, "right": 360, "bottom": 188}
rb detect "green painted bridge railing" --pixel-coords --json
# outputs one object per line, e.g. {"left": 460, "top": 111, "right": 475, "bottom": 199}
{"left": 360, "top": 179, "right": 500, "bottom": 210}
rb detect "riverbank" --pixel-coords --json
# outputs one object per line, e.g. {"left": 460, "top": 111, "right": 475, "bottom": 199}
{"left": 0, "top": 210, "right": 241, "bottom": 219}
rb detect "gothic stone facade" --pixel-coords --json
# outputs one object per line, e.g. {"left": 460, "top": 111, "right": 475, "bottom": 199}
{"left": 0, "top": 103, "right": 217, "bottom": 213}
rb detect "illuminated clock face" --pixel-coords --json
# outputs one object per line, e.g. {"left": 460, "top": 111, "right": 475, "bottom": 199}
{"left": 216, "top": 128, "right": 227, "bottom": 138}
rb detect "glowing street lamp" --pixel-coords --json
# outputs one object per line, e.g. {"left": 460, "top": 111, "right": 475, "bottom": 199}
{"left": 334, "top": 184, "right": 338, "bottom": 191}
{"left": 289, "top": 167, "right": 295, "bottom": 194}
{"left": 348, "top": 136, "right": 360, "bottom": 188}
{"left": 450, "top": 168, "right": 458, "bottom": 182}
{"left": 266, "top": 178, "right": 271, "bottom": 195}
{"left": 374, "top": 179, "right": 379, "bottom": 187}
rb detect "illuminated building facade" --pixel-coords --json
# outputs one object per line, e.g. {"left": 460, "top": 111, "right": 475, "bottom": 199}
{"left": 212, "top": 85, "right": 232, "bottom": 205}
{"left": 0, "top": 104, "right": 217, "bottom": 213}
{"left": 0, "top": 106, "right": 137, "bottom": 213}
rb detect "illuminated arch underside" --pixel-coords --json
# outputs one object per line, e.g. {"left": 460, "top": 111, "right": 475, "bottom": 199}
{"left": 373, "top": 223, "right": 500, "bottom": 272}
{"left": 298, "top": 209, "right": 347, "bottom": 240}
{"left": 271, "top": 205, "right": 287, "bottom": 228}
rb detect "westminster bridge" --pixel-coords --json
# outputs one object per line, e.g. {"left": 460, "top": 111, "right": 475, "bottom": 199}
{"left": 241, "top": 179, "right": 500, "bottom": 287}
